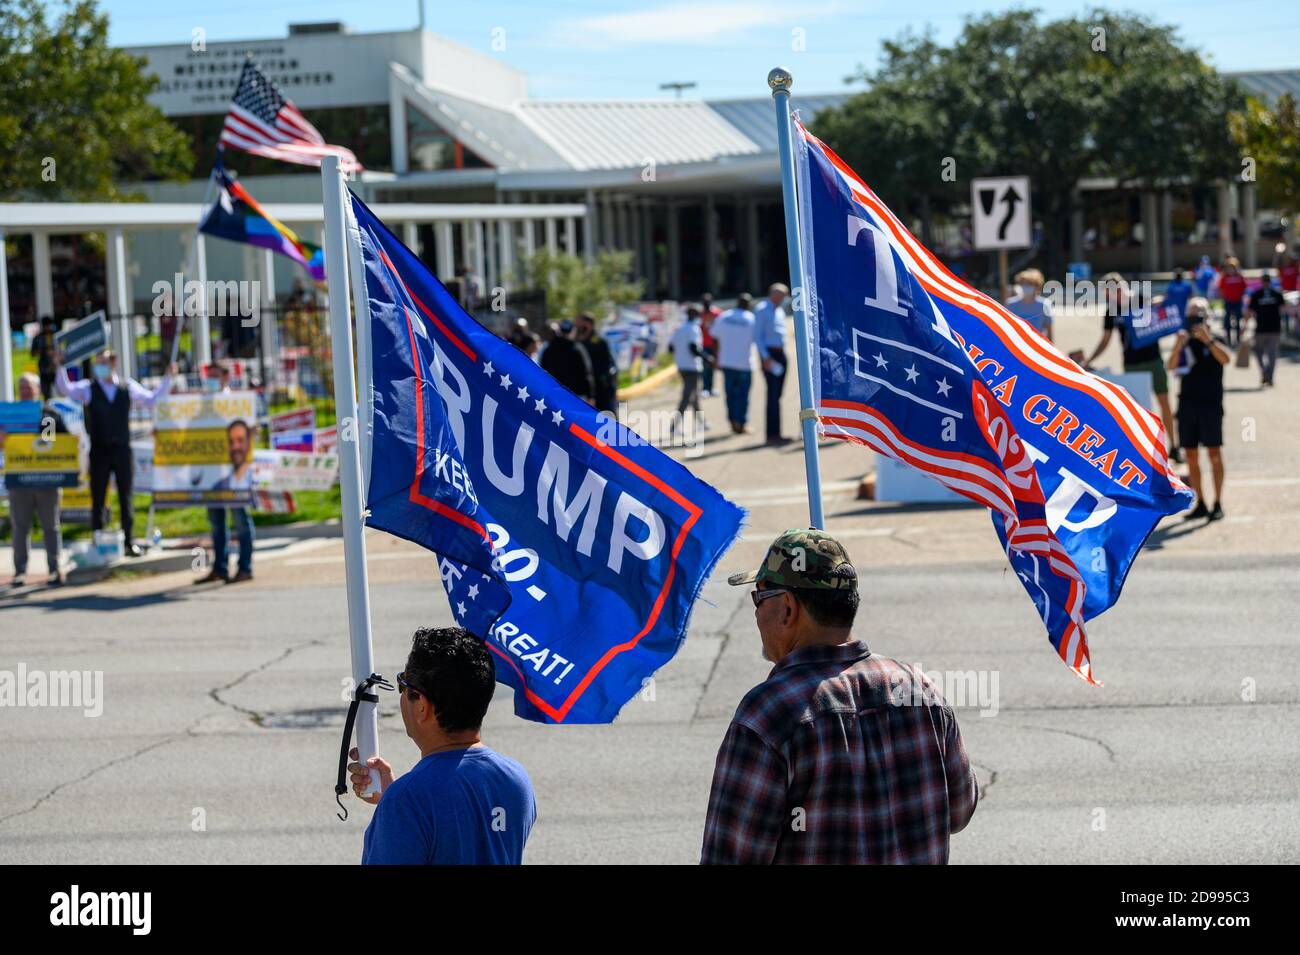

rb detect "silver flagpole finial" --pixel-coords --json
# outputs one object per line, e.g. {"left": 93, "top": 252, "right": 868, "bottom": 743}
{"left": 768, "top": 67, "right": 793, "bottom": 93}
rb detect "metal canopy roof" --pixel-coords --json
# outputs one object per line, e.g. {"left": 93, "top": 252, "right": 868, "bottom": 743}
{"left": 1231, "top": 69, "right": 1300, "bottom": 102}
{"left": 517, "top": 99, "right": 762, "bottom": 171}
{"left": 0, "top": 201, "right": 587, "bottom": 231}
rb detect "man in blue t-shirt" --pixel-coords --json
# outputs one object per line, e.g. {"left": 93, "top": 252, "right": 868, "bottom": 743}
{"left": 348, "top": 627, "right": 536, "bottom": 864}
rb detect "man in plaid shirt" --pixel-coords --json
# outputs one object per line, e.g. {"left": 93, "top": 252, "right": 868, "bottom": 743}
{"left": 701, "top": 529, "right": 978, "bottom": 864}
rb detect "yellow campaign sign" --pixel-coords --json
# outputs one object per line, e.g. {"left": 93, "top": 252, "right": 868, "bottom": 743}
{"left": 61, "top": 480, "right": 94, "bottom": 511}
{"left": 2, "top": 433, "right": 80, "bottom": 488}
{"left": 153, "top": 428, "right": 230, "bottom": 466}
{"left": 154, "top": 393, "right": 258, "bottom": 430}
{"left": 151, "top": 391, "right": 256, "bottom": 508}
{"left": 59, "top": 474, "right": 119, "bottom": 517}
{"left": 2, "top": 433, "right": 79, "bottom": 473}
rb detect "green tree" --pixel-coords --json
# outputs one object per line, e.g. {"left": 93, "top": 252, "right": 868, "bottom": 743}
{"left": 514, "top": 249, "right": 644, "bottom": 319}
{"left": 0, "top": 0, "right": 193, "bottom": 200}
{"left": 1230, "top": 93, "right": 1300, "bottom": 219}
{"left": 813, "top": 8, "right": 1241, "bottom": 276}
{"left": 812, "top": 31, "right": 964, "bottom": 246}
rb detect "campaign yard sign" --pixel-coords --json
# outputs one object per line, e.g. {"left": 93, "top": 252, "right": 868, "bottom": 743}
{"left": 1, "top": 434, "right": 80, "bottom": 489}
{"left": 0, "top": 401, "right": 42, "bottom": 434}
{"left": 152, "top": 391, "right": 257, "bottom": 508}
{"left": 48, "top": 398, "right": 93, "bottom": 521}
{"left": 252, "top": 449, "right": 339, "bottom": 492}
{"left": 313, "top": 425, "right": 338, "bottom": 454}
{"left": 0, "top": 401, "right": 78, "bottom": 490}
{"left": 270, "top": 407, "right": 317, "bottom": 452}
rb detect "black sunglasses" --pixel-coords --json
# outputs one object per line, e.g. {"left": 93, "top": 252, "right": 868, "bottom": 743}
{"left": 396, "top": 671, "right": 425, "bottom": 698}
{"left": 751, "top": 587, "right": 787, "bottom": 608}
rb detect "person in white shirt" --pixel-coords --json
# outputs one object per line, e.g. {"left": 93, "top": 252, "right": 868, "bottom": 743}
{"left": 711, "top": 293, "right": 757, "bottom": 434}
{"left": 55, "top": 349, "right": 174, "bottom": 558}
{"left": 670, "top": 306, "right": 708, "bottom": 431}
{"left": 752, "top": 283, "right": 791, "bottom": 445}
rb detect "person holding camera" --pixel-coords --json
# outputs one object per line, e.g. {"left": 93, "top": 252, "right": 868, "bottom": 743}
{"left": 1167, "top": 297, "right": 1231, "bottom": 521}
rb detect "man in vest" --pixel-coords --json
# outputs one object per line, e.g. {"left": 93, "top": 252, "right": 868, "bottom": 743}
{"left": 55, "top": 349, "right": 174, "bottom": 557}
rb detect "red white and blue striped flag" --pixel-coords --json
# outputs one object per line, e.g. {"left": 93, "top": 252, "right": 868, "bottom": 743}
{"left": 794, "top": 119, "right": 1193, "bottom": 683}
{"left": 219, "top": 59, "right": 361, "bottom": 172}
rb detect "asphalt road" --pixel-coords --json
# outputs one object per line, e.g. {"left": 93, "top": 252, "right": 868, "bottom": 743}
{"left": 2, "top": 306, "right": 1298, "bottom": 864}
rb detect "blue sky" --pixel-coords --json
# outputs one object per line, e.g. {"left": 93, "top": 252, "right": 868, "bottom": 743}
{"left": 102, "top": 0, "right": 1298, "bottom": 100}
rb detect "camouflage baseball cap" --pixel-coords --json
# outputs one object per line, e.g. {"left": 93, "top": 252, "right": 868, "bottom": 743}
{"left": 727, "top": 529, "right": 857, "bottom": 591}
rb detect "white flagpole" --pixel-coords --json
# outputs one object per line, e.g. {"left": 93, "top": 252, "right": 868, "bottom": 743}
{"left": 769, "top": 67, "right": 826, "bottom": 528}
{"left": 320, "top": 155, "right": 381, "bottom": 796}
{"left": 170, "top": 168, "right": 220, "bottom": 369}
{"left": 344, "top": 200, "right": 374, "bottom": 495}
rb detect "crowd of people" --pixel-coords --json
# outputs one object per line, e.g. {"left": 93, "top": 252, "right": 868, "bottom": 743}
{"left": 505, "top": 315, "right": 619, "bottom": 415}
{"left": 668, "top": 283, "right": 793, "bottom": 445}
{"left": 1, "top": 348, "right": 264, "bottom": 589}
{"left": 1015, "top": 253, "right": 1295, "bottom": 525}
{"left": 8, "top": 253, "right": 1292, "bottom": 588}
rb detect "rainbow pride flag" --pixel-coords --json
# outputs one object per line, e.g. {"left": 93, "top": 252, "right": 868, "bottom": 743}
{"left": 199, "top": 161, "right": 326, "bottom": 281}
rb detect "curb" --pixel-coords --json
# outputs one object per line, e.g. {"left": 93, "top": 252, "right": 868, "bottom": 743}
{"left": 617, "top": 363, "right": 680, "bottom": 400}
{"left": 57, "top": 520, "right": 346, "bottom": 585}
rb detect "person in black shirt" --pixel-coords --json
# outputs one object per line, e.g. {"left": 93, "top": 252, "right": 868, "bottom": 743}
{"left": 574, "top": 313, "right": 618, "bottom": 414}
{"left": 1084, "top": 274, "right": 1181, "bottom": 463}
{"left": 1166, "top": 297, "right": 1231, "bottom": 521}
{"left": 1246, "top": 270, "right": 1283, "bottom": 387}
{"left": 30, "top": 316, "right": 60, "bottom": 399}
{"left": 539, "top": 320, "right": 595, "bottom": 403}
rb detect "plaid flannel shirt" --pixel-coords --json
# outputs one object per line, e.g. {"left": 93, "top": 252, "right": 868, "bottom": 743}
{"left": 701, "top": 640, "right": 977, "bottom": 864}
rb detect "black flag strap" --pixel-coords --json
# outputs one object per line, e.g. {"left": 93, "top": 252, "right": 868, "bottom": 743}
{"left": 334, "top": 673, "right": 394, "bottom": 822}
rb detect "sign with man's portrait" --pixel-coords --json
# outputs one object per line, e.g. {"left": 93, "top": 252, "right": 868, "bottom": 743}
{"left": 151, "top": 391, "right": 257, "bottom": 508}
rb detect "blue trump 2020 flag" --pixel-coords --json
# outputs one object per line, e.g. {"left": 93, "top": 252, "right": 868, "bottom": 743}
{"left": 349, "top": 193, "right": 744, "bottom": 723}
{"left": 794, "top": 121, "right": 1193, "bottom": 683}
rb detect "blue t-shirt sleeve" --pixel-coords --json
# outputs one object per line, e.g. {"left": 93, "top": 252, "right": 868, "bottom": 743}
{"left": 361, "top": 780, "right": 433, "bottom": 865}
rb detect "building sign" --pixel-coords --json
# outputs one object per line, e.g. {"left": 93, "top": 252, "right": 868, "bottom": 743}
{"left": 124, "top": 30, "right": 424, "bottom": 115}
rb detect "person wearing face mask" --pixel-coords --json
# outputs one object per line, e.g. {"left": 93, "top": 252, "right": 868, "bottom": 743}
{"left": 55, "top": 349, "right": 175, "bottom": 558}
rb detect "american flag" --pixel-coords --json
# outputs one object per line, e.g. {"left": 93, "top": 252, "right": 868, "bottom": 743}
{"left": 219, "top": 59, "right": 361, "bottom": 171}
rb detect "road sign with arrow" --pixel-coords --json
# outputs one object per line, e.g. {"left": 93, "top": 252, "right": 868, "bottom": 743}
{"left": 971, "top": 176, "right": 1031, "bottom": 251}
